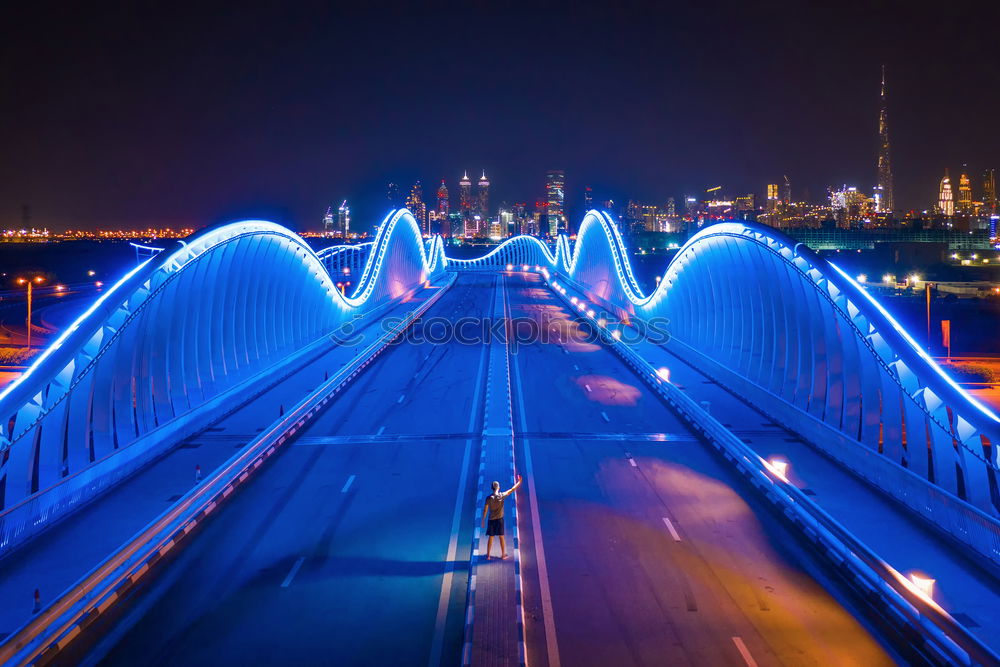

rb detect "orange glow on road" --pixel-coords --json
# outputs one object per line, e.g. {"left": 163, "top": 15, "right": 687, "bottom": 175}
{"left": 575, "top": 375, "right": 641, "bottom": 406}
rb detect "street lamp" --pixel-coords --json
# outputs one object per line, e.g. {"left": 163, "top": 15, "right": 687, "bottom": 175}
{"left": 16, "top": 276, "right": 44, "bottom": 350}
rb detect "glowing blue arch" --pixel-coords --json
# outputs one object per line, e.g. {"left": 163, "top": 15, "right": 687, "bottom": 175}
{"left": 0, "top": 210, "right": 441, "bottom": 544}
{"left": 538, "top": 213, "right": 1000, "bottom": 518}
{"left": 445, "top": 235, "right": 566, "bottom": 271}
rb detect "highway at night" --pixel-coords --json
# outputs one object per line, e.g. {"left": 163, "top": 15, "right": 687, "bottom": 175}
{"left": 1, "top": 212, "right": 998, "bottom": 666}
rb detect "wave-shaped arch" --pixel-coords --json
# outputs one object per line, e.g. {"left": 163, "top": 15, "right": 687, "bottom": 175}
{"left": 444, "top": 234, "right": 564, "bottom": 271}
{"left": 455, "top": 213, "right": 1000, "bottom": 517}
{"left": 0, "top": 211, "right": 440, "bottom": 519}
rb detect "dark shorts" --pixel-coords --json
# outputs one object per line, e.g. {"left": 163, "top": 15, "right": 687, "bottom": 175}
{"left": 487, "top": 518, "right": 504, "bottom": 536}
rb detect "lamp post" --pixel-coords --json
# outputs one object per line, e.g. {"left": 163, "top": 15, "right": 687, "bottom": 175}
{"left": 17, "top": 276, "right": 44, "bottom": 350}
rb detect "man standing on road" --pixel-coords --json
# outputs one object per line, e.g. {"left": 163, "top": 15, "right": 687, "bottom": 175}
{"left": 482, "top": 474, "right": 522, "bottom": 560}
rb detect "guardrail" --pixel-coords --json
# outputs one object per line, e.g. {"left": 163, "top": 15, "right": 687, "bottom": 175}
{"left": 544, "top": 273, "right": 999, "bottom": 667}
{"left": 661, "top": 335, "right": 1000, "bottom": 580}
{"left": 0, "top": 277, "right": 454, "bottom": 667}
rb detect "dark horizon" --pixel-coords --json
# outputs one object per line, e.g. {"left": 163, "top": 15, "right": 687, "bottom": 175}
{"left": 1, "top": 1, "right": 998, "bottom": 232}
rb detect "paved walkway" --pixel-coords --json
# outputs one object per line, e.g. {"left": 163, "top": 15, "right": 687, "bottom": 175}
{"left": 467, "top": 274, "right": 524, "bottom": 667}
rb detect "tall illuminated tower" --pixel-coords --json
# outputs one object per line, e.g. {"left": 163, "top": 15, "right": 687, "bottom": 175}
{"left": 957, "top": 171, "right": 973, "bottom": 215}
{"left": 477, "top": 170, "right": 490, "bottom": 219}
{"left": 985, "top": 169, "right": 998, "bottom": 215}
{"left": 876, "top": 65, "right": 894, "bottom": 214}
{"left": 336, "top": 200, "right": 350, "bottom": 237}
{"left": 437, "top": 180, "right": 449, "bottom": 215}
{"left": 407, "top": 181, "right": 427, "bottom": 232}
{"left": 938, "top": 171, "right": 954, "bottom": 217}
{"left": 546, "top": 169, "right": 565, "bottom": 236}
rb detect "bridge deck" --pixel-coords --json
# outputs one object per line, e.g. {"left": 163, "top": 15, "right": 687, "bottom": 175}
{"left": 11, "top": 272, "right": 995, "bottom": 664}
{"left": 0, "top": 289, "right": 439, "bottom": 642}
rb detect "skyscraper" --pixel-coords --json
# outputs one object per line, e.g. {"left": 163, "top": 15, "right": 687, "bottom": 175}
{"left": 876, "top": 65, "right": 894, "bottom": 213}
{"left": 477, "top": 171, "right": 490, "bottom": 219}
{"left": 781, "top": 176, "right": 792, "bottom": 205}
{"left": 458, "top": 172, "right": 473, "bottom": 237}
{"left": 323, "top": 206, "right": 334, "bottom": 233}
{"left": 336, "top": 200, "right": 350, "bottom": 237}
{"left": 437, "top": 180, "right": 449, "bottom": 216}
{"left": 584, "top": 186, "right": 593, "bottom": 212}
{"left": 939, "top": 171, "right": 954, "bottom": 217}
{"left": 985, "top": 169, "right": 998, "bottom": 215}
{"left": 545, "top": 169, "right": 565, "bottom": 236}
{"left": 407, "top": 181, "right": 427, "bottom": 232}
{"left": 766, "top": 184, "right": 779, "bottom": 213}
{"left": 957, "top": 171, "right": 973, "bottom": 215}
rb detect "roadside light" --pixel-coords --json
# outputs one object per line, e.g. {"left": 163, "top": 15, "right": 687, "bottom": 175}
{"left": 570, "top": 296, "right": 578, "bottom": 305}
{"left": 765, "top": 457, "right": 790, "bottom": 483}
{"left": 882, "top": 273, "right": 893, "bottom": 284}
{"left": 342, "top": 267, "right": 350, "bottom": 274}
{"left": 909, "top": 274, "right": 920, "bottom": 284}
{"left": 611, "top": 330, "right": 621, "bottom": 340}
{"left": 856, "top": 274, "right": 867, "bottom": 283}
{"left": 597, "top": 318, "right": 607, "bottom": 328}
{"left": 95, "top": 281, "right": 103, "bottom": 287}
{"left": 87, "top": 270, "right": 96, "bottom": 277}
{"left": 506, "top": 264, "right": 513, "bottom": 271}
{"left": 656, "top": 367, "right": 670, "bottom": 382}
{"left": 55, "top": 285, "right": 65, "bottom": 291}
{"left": 586, "top": 309, "right": 595, "bottom": 318}
{"left": 908, "top": 573, "right": 935, "bottom": 601}
{"left": 655, "top": 276, "right": 662, "bottom": 285}
{"left": 521, "top": 264, "right": 528, "bottom": 271}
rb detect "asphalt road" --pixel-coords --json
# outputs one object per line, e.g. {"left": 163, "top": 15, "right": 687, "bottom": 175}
{"left": 94, "top": 272, "right": 897, "bottom": 666}
{"left": 504, "top": 271, "right": 896, "bottom": 667}
{"left": 97, "top": 274, "right": 497, "bottom": 667}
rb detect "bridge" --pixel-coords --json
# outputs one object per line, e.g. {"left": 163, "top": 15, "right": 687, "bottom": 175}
{"left": 0, "top": 209, "right": 998, "bottom": 666}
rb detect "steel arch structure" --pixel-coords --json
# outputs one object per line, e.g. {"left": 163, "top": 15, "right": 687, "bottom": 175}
{"left": 0, "top": 210, "right": 442, "bottom": 523}
{"left": 529, "top": 211, "right": 1000, "bottom": 519}
{"left": 444, "top": 235, "right": 568, "bottom": 271}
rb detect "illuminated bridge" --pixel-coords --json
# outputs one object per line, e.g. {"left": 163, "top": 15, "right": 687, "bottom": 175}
{"left": 0, "top": 210, "right": 998, "bottom": 666}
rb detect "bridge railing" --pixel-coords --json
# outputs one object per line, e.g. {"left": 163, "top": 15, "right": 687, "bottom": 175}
{"left": 0, "top": 210, "right": 444, "bottom": 556}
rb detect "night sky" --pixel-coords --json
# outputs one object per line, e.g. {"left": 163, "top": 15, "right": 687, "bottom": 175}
{"left": 2, "top": 1, "right": 998, "bottom": 232}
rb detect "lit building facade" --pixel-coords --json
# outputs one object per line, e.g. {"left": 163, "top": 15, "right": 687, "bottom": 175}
{"left": 407, "top": 181, "right": 427, "bottom": 233}
{"left": 939, "top": 172, "right": 955, "bottom": 217}
{"left": 957, "top": 172, "right": 973, "bottom": 216}
{"left": 477, "top": 171, "right": 490, "bottom": 220}
{"left": 545, "top": 169, "right": 565, "bottom": 236}
{"left": 876, "top": 65, "right": 894, "bottom": 213}
{"left": 437, "top": 180, "right": 449, "bottom": 216}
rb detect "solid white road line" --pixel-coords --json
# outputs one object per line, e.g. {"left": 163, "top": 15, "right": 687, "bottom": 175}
{"left": 512, "top": 336, "right": 561, "bottom": 667}
{"left": 628, "top": 458, "right": 638, "bottom": 468}
{"left": 732, "top": 637, "right": 759, "bottom": 667}
{"left": 280, "top": 556, "right": 306, "bottom": 588}
{"left": 341, "top": 475, "right": 356, "bottom": 493}
{"left": 376, "top": 425, "right": 386, "bottom": 436}
{"left": 661, "top": 517, "right": 682, "bottom": 542}
{"left": 428, "top": 291, "right": 489, "bottom": 667}
{"left": 584, "top": 384, "right": 592, "bottom": 392}
{"left": 397, "top": 393, "right": 405, "bottom": 403}
{"left": 601, "top": 411, "right": 610, "bottom": 422}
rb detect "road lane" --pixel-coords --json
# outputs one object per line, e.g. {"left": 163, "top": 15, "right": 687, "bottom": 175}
{"left": 505, "top": 271, "right": 895, "bottom": 667}
{"left": 97, "top": 274, "right": 496, "bottom": 666}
